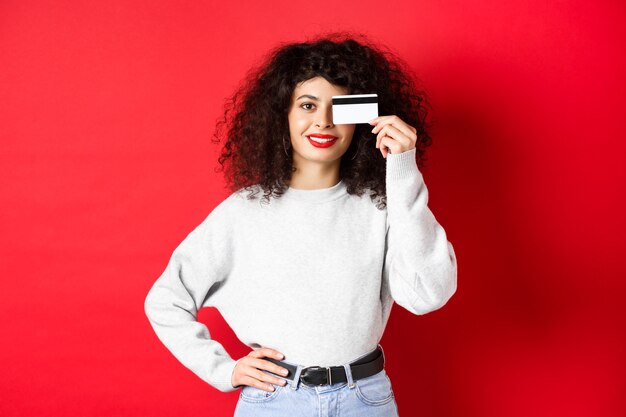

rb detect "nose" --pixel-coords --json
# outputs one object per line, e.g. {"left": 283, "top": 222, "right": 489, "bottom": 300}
{"left": 315, "top": 105, "right": 334, "bottom": 128}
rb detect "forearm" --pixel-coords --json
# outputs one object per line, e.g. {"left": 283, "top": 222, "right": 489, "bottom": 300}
{"left": 384, "top": 148, "right": 458, "bottom": 315}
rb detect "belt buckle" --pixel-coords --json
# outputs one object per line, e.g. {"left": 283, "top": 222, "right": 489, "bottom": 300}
{"left": 301, "top": 366, "right": 332, "bottom": 386}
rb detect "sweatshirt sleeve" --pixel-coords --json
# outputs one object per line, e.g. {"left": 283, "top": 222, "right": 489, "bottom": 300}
{"left": 382, "top": 147, "right": 458, "bottom": 315}
{"left": 144, "top": 200, "right": 239, "bottom": 392}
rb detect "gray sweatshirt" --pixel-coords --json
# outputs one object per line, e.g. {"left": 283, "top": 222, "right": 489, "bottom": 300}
{"left": 144, "top": 147, "right": 458, "bottom": 392}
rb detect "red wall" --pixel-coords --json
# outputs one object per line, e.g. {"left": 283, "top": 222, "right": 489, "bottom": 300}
{"left": 1, "top": 1, "right": 624, "bottom": 416}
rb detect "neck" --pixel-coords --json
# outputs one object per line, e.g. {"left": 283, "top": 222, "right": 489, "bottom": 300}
{"left": 287, "top": 156, "right": 341, "bottom": 190}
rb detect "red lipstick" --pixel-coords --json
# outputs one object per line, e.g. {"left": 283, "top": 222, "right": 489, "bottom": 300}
{"left": 307, "top": 133, "right": 338, "bottom": 148}
{"left": 308, "top": 134, "right": 338, "bottom": 139}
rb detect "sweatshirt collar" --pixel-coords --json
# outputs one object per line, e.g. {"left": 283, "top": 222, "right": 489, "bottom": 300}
{"left": 283, "top": 179, "right": 347, "bottom": 203}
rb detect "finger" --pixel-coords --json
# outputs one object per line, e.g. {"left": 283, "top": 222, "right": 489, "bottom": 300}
{"left": 379, "top": 136, "right": 389, "bottom": 158}
{"left": 240, "top": 375, "right": 278, "bottom": 392}
{"left": 247, "top": 358, "right": 289, "bottom": 376}
{"left": 376, "top": 125, "right": 410, "bottom": 146}
{"left": 250, "top": 348, "right": 284, "bottom": 360}
{"left": 371, "top": 115, "right": 416, "bottom": 140}
{"left": 376, "top": 125, "right": 391, "bottom": 149}
{"left": 379, "top": 136, "right": 401, "bottom": 158}
{"left": 370, "top": 116, "right": 393, "bottom": 135}
{"left": 376, "top": 124, "right": 412, "bottom": 150}
{"left": 383, "top": 117, "right": 415, "bottom": 141}
{"left": 263, "top": 348, "right": 285, "bottom": 360}
{"left": 250, "top": 366, "right": 287, "bottom": 388}
{"left": 252, "top": 357, "right": 290, "bottom": 378}
{"left": 368, "top": 115, "right": 393, "bottom": 126}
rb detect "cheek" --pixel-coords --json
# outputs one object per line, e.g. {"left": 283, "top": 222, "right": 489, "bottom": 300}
{"left": 289, "top": 116, "right": 307, "bottom": 132}
{"left": 342, "top": 126, "right": 356, "bottom": 140}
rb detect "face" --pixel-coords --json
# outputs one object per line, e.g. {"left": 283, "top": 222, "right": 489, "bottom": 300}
{"left": 287, "top": 76, "right": 356, "bottom": 165}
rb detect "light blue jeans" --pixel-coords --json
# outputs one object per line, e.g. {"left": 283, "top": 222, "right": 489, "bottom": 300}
{"left": 233, "top": 345, "right": 400, "bottom": 417}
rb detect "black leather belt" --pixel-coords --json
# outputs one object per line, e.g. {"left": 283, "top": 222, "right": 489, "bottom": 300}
{"left": 264, "top": 345, "right": 385, "bottom": 387}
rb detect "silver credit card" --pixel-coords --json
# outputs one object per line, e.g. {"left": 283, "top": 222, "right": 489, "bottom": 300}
{"left": 332, "top": 94, "right": 378, "bottom": 124}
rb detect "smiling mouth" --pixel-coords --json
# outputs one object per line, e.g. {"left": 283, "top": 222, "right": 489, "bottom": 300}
{"left": 307, "top": 133, "right": 338, "bottom": 143}
{"left": 307, "top": 136, "right": 338, "bottom": 143}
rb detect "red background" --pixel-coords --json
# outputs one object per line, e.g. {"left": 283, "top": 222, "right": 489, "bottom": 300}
{"left": 1, "top": 1, "right": 625, "bottom": 416}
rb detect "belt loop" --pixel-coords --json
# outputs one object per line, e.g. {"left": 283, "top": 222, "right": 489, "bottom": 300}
{"left": 343, "top": 363, "right": 356, "bottom": 389}
{"left": 290, "top": 364, "right": 303, "bottom": 391}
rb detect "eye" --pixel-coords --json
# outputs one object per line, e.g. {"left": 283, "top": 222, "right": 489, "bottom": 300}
{"left": 301, "top": 102, "right": 315, "bottom": 111}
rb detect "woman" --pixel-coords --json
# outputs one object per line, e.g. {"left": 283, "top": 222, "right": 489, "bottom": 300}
{"left": 144, "top": 32, "right": 458, "bottom": 417}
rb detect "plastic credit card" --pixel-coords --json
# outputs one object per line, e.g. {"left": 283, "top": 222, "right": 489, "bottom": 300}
{"left": 332, "top": 94, "right": 378, "bottom": 124}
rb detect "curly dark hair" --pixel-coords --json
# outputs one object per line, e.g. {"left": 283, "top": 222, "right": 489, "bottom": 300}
{"left": 211, "top": 31, "right": 433, "bottom": 209}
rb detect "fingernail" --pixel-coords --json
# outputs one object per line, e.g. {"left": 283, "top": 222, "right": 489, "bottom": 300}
{"left": 277, "top": 353, "right": 284, "bottom": 359}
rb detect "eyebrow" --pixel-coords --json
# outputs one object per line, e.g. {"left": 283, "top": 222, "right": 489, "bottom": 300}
{"left": 296, "top": 94, "right": 319, "bottom": 101}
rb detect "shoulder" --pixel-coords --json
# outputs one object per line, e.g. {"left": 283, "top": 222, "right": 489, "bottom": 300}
{"left": 205, "top": 185, "right": 269, "bottom": 221}
{"left": 195, "top": 189, "right": 245, "bottom": 231}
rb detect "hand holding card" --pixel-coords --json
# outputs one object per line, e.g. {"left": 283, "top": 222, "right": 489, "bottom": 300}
{"left": 332, "top": 94, "right": 378, "bottom": 124}
{"left": 369, "top": 115, "right": 418, "bottom": 158}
